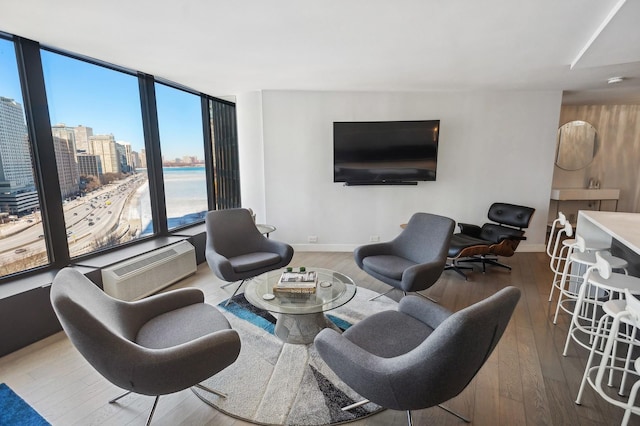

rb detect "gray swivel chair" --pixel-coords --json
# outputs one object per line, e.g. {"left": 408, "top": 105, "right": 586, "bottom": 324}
{"left": 205, "top": 208, "right": 294, "bottom": 304}
{"left": 354, "top": 212, "right": 455, "bottom": 301}
{"left": 314, "top": 286, "right": 521, "bottom": 426}
{"left": 50, "top": 268, "right": 241, "bottom": 425}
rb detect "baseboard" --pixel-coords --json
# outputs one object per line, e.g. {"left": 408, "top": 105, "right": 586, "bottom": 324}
{"left": 292, "top": 244, "right": 356, "bottom": 252}
{"left": 293, "top": 243, "right": 547, "bottom": 253}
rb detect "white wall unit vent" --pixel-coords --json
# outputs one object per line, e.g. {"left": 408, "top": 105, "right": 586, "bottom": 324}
{"left": 102, "top": 240, "right": 197, "bottom": 301}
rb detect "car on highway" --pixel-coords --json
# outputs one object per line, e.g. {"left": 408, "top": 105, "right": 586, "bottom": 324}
{"left": 14, "top": 248, "right": 27, "bottom": 254}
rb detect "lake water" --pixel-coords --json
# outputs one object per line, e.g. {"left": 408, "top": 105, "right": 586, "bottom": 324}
{"left": 138, "top": 166, "right": 208, "bottom": 233}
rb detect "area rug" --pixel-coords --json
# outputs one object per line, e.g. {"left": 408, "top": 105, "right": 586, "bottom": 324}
{"left": 0, "top": 383, "right": 50, "bottom": 426}
{"left": 193, "top": 288, "right": 397, "bottom": 425}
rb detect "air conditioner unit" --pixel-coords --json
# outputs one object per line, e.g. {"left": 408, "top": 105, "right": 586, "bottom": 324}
{"left": 102, "top": 240, "right": 197, "bottom": 301}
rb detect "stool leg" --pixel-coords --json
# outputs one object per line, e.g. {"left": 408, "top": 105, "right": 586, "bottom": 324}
{"left": 589, "top": 287, "right": 605, "bottom": 345}
{"left": 576, "top": 314, "right": 609, "bottom": 404}
{"left": 563, "top": 282, "right": 588, "bottom": 356}
{"left": 618, "top": 325, "right": 638, "bottom": 396}
{"left": 623, "top": 380, "right": 640, "bottom": 426}
{"left": 548, "top": 243, "right": 569, "bottom": 302}
{"left": 554, "top": 253, "right": 574, "bottom": 324}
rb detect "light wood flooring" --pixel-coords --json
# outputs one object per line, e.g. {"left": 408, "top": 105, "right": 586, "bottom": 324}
{"left": 1, "top": 251, "right": 639, "bottom": 425}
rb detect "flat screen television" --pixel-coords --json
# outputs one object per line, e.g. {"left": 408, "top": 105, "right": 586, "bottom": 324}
{"left": 333, "top": 120, "right": 440, "bottom": 184}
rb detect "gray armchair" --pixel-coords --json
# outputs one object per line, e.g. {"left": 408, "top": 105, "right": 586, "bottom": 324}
{"left": 205, "top": 208, "right": 294, "bottom": 304}
{"left": 354, "top": 212, "right": 454, "bottom": 301}
{"left": 314, "top": 286, "right": 521, "bottom": 426}
{"left": 50, "top": 268, "right": 241, "bottom": 425}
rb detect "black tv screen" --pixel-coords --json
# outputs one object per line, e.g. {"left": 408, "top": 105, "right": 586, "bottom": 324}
{"left": 333, "top": 120, "right": 439, "bottom": 184}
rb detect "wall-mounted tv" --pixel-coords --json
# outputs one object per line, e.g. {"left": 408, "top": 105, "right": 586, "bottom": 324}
{"left": 333, "top": 120, "right": 440, "bottom": 185}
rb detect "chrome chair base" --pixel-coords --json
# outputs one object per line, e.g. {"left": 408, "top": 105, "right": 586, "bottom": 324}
{"left": 223, "top": 279, "right": 249, "bottom": 306}
{"left": 342, "top": 399, "right": 470, "bottom": 425}
{"left": 109, "top": 383, "right": 228, "bottom": 425}
{"left": 369, "top": 287, "right": 438, "bottom": 303}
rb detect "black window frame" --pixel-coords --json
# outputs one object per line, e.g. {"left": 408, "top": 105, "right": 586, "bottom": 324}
{"left": 0, "top": 32, "right": 240, "bottom": 283}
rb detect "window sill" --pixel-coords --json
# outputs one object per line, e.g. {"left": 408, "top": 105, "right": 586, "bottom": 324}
{"left": 0, "top": 235, "right": 194, "bottom": 299}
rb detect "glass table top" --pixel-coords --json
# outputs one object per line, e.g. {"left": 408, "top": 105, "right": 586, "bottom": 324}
{"left": 244, "top": 267, "right": 356, "bottom": 315}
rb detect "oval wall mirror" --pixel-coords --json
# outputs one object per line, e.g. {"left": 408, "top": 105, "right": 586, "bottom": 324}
{"left": 555, "top": 120, "right": 597, "bottom": 171}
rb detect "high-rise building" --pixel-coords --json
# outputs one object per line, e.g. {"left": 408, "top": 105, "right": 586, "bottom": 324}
{"left": 74, "top": 125, "right": 93, "bottom": 153}
{"left": 0, "top": 96, "right": 39, "bottom": 214}
{"left": 51, "top": 124, "right": 79, "bottom": 198}
{"left": 139, "top": 148, "right": 147, "bottom": 169}
{"left": 117, "top": 141, "right": 134, "bottom": 173}
{"left": 76, "top": 153, "right": 102, "bottom": 177}
{"left": 89, "top": 134, "right": 120, "bottom": 174}
{"left": 131, "top": 151, "right": 140, "bottom": 169}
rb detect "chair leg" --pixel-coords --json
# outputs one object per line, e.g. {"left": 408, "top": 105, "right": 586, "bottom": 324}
{"left": 109, "top": 391, "right": 162, "bottom": 425}
{"left": 369, "top": 287, "right": 396, "bottom": 301}
{"left": 341, "top": 399, "right": 370, "bottom": 411}
{"left": 146, "top": 396, "right": 160, "bottom": 426}
{"left": 481, "top": 257, "right": 512, "bottom": 271}
{"left": 224, "top": 279, "right": 247, "bottom": 306}
{"left": 445, "top": 262, "right": 472, "bottom": 280}
{"left": 344, "top": 400, "right": 470, "bottom": 425}
{"left": 457, "top": 255, "right": 512, "bottom": 273}
{"left": 220, "top": 280, "right": 238, "bottom": 289}
{"left": 412, "top": 291, "right": 438, "bottom": 304}
{"left": 438, "top": 403, "right": 471, "bottom": 423}
{"left": 109, "top": 390, "right": 132, "bottom": 404}
{"left": 193, "top": 383, "right": 228, "bottom": 398}
{"left": 190, "top": 384, "right": 230, "bottom": 411}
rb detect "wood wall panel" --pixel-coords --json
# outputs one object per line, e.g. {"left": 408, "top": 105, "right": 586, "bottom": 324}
{"left": 555, "top": 105, "right": 640, "bottom": 213}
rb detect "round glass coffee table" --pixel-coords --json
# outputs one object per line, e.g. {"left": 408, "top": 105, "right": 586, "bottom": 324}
{"left": 244, "top": 268, "right": 357, "bottom": 344}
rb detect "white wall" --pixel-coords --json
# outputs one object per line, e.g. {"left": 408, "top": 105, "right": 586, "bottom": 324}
{"left": 236, "top": 91, "right": 267, "bottom": 222}
{"left": 239, "top": 90, "right": 562, "bottom": 252}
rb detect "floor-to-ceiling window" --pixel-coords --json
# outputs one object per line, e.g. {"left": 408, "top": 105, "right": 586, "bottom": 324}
{"left": 209, "top": 99, "right": 240, "bottom": 210}
{"left": 154, "top": 83, "right": 208, "bottom": 230}
{"left": 41, "top": 51, "right": 153, "bottom": 258}
{"left": 0, "top": 37, "right": 48, "bottom": 277}
{"left": 0, "top": 33, "right": 240, "bottom": 282}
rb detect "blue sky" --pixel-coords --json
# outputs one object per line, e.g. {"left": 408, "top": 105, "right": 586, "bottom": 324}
{"left": 1, "top": 38, "right": 204, "bottom": 160}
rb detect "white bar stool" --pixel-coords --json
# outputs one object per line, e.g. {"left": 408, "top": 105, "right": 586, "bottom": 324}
{"left": 553, "top": 235, "right": 628, "bottom": 324}
{"left": 576, "top": 295, "right": 637, "bottom": 404}
{"left": 547, "top": 220, "right": 574, "bottom": 302}
{"left": 547, "top": 212, "right": 610, "bottom": 304}
{"left": 563, "top": 252, "right": 640, "bottom": 356}
{"left": 576, "top": 288, "right": 640, "bottom": 426}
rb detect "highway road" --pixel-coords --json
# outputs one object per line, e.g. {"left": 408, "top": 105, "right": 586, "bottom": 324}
{"left": 0, "top": 174, "right": 147, "bottom": 274}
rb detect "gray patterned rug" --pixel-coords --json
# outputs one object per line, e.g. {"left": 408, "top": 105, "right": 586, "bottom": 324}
{"left": 193, "top": 287, "right": 397, "bottom": 425}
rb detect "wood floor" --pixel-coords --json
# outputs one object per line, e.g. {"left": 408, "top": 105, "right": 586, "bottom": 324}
{"left": 1, "top": 251, "right": 638, "bottom": 426}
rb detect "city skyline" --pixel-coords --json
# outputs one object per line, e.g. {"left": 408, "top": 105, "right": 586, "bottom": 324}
{"left": 0, "top": 35, "right": 234, "bottom": 281}
{"left": 0, "top": 39, "right": 206, "bottom": 160}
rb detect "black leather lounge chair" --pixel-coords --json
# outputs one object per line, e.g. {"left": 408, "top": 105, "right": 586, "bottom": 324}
{"left": 446, "top": 202, "right": 535, "bottom": 279}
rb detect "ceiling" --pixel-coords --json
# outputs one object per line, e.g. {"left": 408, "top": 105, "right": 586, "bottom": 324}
{"left": 2, "top": 0, "right": 640, "bottom": 105}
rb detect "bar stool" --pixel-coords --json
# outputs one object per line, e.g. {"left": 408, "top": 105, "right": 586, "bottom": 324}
{"left": 575, "top": 288, "right": 640, "bottom": 425}
{"left": 625, "top": 358, "right": 640, "bottom": 425}
{"left": 553, "top": 235, "right": 628, "bottom": 324}
{"left": 547, "top": 212, "right": 610, "bottom": 303}
{"left": 563, "top": 252, "right": 640, "bottom": 356}
{"left": 547, "top": 220, "right": 573, "bottom": 302}
{"left": 576, "top": 293, "right": 636, "bottom": 404}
